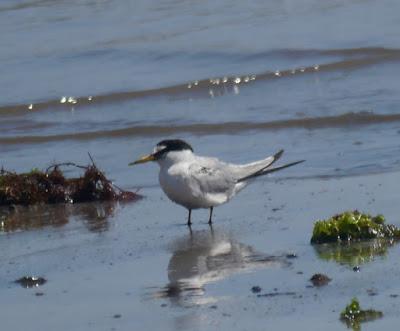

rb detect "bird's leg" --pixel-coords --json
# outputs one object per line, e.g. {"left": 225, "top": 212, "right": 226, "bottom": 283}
{"left": 208, "top": 207, "right": 214, "bottom": 225}
{"left": 187, "top": 209, "right": 192, "bottom": 226}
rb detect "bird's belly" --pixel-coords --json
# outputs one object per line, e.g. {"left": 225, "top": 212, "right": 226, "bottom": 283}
{"left": 159, "top": 171, "right": 215, "bottom": 209}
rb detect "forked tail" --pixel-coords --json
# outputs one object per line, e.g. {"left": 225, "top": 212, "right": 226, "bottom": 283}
{"left": 236, "top": 157, "right": 304, "bottom": 182}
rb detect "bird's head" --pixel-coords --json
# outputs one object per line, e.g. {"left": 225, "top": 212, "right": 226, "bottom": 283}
{"left": 129, "top": 139, "right": 194, "bottom": 166}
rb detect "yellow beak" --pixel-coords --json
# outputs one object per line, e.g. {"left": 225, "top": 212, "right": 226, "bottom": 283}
{"left": 128, "top": 154, "right": 156, "bottom": 165}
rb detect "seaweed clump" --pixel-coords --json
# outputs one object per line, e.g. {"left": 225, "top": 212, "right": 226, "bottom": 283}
{"left": 0, "top": 161, "right": 139, "bottom": 206}
{"left": 310, "top": 210, "right": 400, "bottom": 244}
{"left": 340, "top": 298, "right": 383, "bottom": 330}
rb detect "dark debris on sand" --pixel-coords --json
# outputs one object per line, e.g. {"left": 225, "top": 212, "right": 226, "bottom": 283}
{"left": 310, "top": 273, "right": 331, "bottom": 287}
{"left": 15, "top": 276, "right": 47, "bottom": 288}
{"left": 0, "top": 160, "right": 140, "bottom": 206}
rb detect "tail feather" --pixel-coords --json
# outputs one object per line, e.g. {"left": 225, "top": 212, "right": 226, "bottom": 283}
{"left": 272, "top": 149, "right": 284, "bottom": 164}
{"left": 232, "top": 149, "right": 284, "bottom": 180}
{"left": 237, "top": 159, "right": 305, "bottom": 182}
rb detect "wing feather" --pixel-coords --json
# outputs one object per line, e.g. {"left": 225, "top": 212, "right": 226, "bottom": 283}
{"left": 188, "top": 162, "right": 235, "bottom": 195}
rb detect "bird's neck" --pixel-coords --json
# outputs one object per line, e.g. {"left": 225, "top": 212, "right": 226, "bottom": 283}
{"left": 157, "top": 150, "right": 195, "bottom": 168}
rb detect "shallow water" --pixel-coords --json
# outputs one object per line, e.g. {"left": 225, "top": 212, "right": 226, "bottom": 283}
{"left": 2, "top": 173, "right": 400, "bottom": 331}
{"left": 1, "top": 0, "right": 400, "bottom": 330}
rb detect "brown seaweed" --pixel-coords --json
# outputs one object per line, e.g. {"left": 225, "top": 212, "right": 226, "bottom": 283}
{"left": 0, "top": 160, "right": 140, "bottom": 206}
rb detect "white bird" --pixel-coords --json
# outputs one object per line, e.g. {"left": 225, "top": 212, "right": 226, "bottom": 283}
{"left": 130, "top": 139, "right": 304, "bottom": 226}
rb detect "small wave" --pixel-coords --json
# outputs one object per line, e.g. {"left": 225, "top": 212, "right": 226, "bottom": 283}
{"left": 1, "top": 112, "right": 400, "bottom": 145}
{"left": 1, "top": 47, "right": 400, "bottom": 116}
{"left": 0, "top": 0, "right": 53, "bottom": 13}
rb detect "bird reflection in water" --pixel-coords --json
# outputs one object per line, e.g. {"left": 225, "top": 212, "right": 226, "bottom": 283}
{"left": 154, "top": 228, "right": 291, "bottom": 307}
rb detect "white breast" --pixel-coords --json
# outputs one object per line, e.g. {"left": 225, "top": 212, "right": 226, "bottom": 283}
{"left": 159, "top": 163, "right": 205, "bottom": 209}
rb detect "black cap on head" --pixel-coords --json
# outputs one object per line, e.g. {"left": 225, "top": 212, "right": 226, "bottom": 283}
{"left": 154, "top": 139, "right": 193, "bottom": 159}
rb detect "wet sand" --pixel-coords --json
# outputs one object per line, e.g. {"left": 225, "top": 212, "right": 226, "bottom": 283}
{"left": 2, "top": 170, "right": 400, "bottom": 330}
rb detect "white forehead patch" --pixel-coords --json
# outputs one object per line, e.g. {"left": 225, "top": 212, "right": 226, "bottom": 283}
{"left": 154, "top": 145, "right": 166, "bottom": 153}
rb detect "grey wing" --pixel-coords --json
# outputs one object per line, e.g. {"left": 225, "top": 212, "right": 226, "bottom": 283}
{"left": 188, "top": 161, "right": 236, "bottom": 195}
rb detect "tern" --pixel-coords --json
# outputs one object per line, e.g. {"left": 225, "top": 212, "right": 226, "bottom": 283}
{"left": 130, "top": 139, "right": 304, "bottom": 226}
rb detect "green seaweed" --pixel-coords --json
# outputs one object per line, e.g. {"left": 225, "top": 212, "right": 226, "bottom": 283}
{"left": 340, "top": 298, "right": 383, "bottom": 330}
{"left": 311, "top": 210, "right": 400, "bottom": 244}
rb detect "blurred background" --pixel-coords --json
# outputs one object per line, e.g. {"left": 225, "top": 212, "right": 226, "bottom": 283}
{"left": 1, "top": 0, "right": 400, "bottom": 185}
